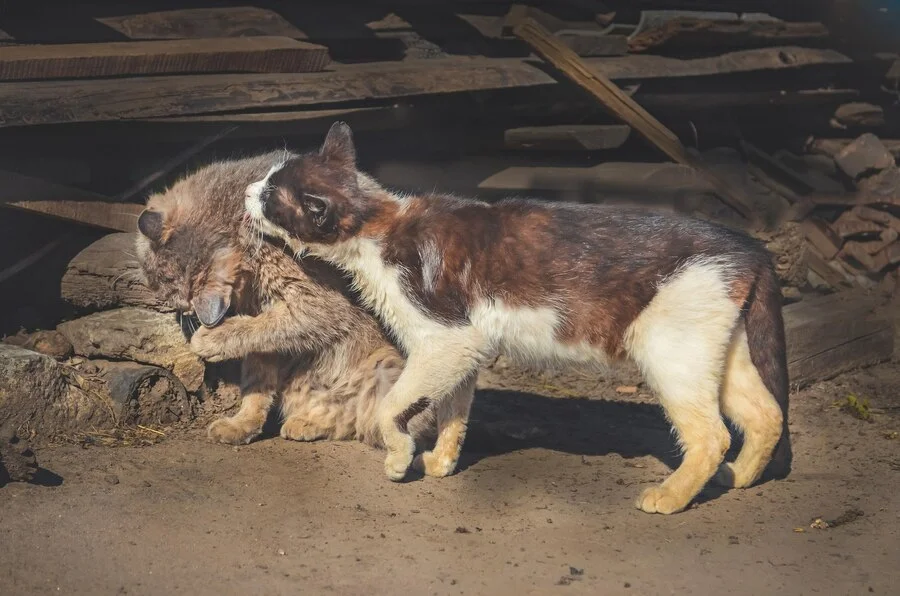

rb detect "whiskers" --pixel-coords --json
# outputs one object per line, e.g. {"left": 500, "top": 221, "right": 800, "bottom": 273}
{"left": 177, "top": 310, "right": 200, "bottom": 336}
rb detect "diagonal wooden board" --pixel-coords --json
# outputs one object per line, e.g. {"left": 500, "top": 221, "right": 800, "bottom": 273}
{"left": 1, "top": 170, "right": 142, "bottom": 232}
{"left": 0, "top": 36, "right": 330, "bottom": 80}
{"left": 512, "top": 16, "right": 757, "bottom": 222}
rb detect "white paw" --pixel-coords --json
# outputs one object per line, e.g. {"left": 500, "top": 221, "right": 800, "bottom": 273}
{"left": 384, "top": 450, "right": 413, "bottom": 482}
{"left": 207, "top": 417, "right": 259, "bottom": 445}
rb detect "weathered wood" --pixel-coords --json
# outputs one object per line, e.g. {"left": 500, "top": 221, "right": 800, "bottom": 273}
{"left": 804, "top": 247, "right": 849, "bottom": 289}
{"left": 556, "top": 32, "right": 628, "bottom": 57}
{"left": 806, "top": 137, "right": 900, "bottom": 161}
{"left": 2, "top": 330, "right": 73, "bottom": 360}
{"left": 479, "top": 162, "right": 713, "bottom": 200}
{"left": 628, "top": 18, "right": 829, "bottom": 53}
{"left": 834, "top": 133, "right": 896, "bottom": 180}
{"left": 88, "top": 360, "right": 189, "bottom": 426}
{"left": 0, "top": 345, "right": 117, "bottom": 438}
{"left": 96, "top": 7, "right": 307, "bottom": 40}
{"left": 801, "top": 218, "right": 843, "bottom": 260}
{"left": 853, "top": 205, "right": 900, "bottom": 232}
{"left": 61, "top": 233, "right": 164, "bottom": 313}
{"left": 783, "top": 293, "right": 894, "bottom": 387}
{"left": 504, "top": 124, "right": 631, "bottom": 151}
{"left": 832, "top": 103, "right": 885, "bottom": 129}
{"left": 833, "top": 209, "right": 886, "bottom": 238}
{"left": 512, "top": 17, "right": 757, "bottom": 222}
{"left": 57, "top": 308, "right": 204, "bottom": 392}
{"left": 0, "top": 47, "right": 856, "bottom": 128}
{"left": 0, "top": 170, "right": 144, "bottom": 231}
{"left": 0, "top": 37, "right": 330, "bottom": 81}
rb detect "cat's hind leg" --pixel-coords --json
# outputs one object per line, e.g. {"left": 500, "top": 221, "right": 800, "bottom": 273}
{"left": 714, "top": 322, "right": 784, "bottom": 488}
{"left": 207, "top": 353, "right": 279, "bottom": 445}
{"left": 625, "top": 258, "right": 739, "bottom": 514}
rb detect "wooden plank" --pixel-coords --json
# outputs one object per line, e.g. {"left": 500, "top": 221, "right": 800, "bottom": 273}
{"left": 628, "top": 18, "right": 829, "bottom": 53}
{"left": 802, "top": 217, "right": 843, "bottom": 260}
{"left": 806, "top": 137, "right": 900, "bottom": 161}
{"left": 0, "top": 170, "right": 142, "bottom": 231}
{"left": 96, "top": 7, "right": 307, "bottom": 40}
{"left": 0, "top": 37, "right": 330, "bottom": 80}
{"left": 512, "top": 16, "right": 758, "bottom": 222}
{"left": 504, "top": 124, "right": 631, "bottom": 151}
{"left": 783, "top": 293, "right": 894, "bottom": 387}
{"left": 0, "top": 46, "right": 856, "bottom": 128}
{"left": 478, "top": 162, "right": 713, "bottom": 202}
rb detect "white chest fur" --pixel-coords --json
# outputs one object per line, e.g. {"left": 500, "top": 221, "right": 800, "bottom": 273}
{"left": 313, "top": 238, "right": 607, "bottom": 369}
{"left": 314, "top": 238, "right": 450, "bottom": 354}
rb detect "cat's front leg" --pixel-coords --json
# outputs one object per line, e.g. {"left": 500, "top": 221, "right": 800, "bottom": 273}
{"left": 207, "top": 353, "right": 279, "bottom": 445}
{"left": 190, "top": 315, "right": 259, "bottom": 362}
{"left": 377, "top": 330, "right": 486, "bottom": 481}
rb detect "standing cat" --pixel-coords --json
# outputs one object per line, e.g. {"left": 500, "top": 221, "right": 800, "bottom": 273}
{"left": 135, "top": 151, "right": 439, "bottom": 452}
{"left": 245, "top": 122, "right": 792, "bottom": 515}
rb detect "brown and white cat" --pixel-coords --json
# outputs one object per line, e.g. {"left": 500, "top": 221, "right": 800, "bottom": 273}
{"left": 245, "top": 122, "right": 792, "bottom": 515}
{"left": 135, "top": 151, "right": 440, "bottom": 452}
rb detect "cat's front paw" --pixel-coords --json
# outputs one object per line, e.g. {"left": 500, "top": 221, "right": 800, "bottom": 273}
{"left": 207, "top": 416, "right": 261, "bottom": 445}
{"left": 412, "top": 450, "right": 458, "bottom": 478}
{"left": 634, "top": 484, "right": 689, "bottom": 515}
{"left": 190, "top": 326, "right": 230, "bottom": 362}
{"left": 280, "top": 416, "right": 327, "bottom": 442}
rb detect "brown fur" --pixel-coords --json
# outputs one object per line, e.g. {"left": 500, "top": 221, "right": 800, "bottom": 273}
{"left": 135, "top": 151, "right": 433, "bottom": 448}
{"left": 247, "top": 123, "right": 792, "bottom": 512}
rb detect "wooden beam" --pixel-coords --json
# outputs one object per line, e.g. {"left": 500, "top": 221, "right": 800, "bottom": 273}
{"left": 0, "top": 170, "right": 142, "bottom": 231}
{"left": 0, "top": 37, "right": 330, "bottom": 80}
{"left": 628, "top": 18, "right": 830, "bottom": 53}
{"left": 96, "top": 7, "right": 307, "bottom": 40}
{"left": 504, "top": 124, "right": 631, "bottom": 151}
{"left": 0, "top": 46, "right": 856, "bottom": 128}
{"left": 783, "top": 293, "right": 894, "bottom": 387}
{"left": 512, "top": 16, "right": 758, "bottom": 222}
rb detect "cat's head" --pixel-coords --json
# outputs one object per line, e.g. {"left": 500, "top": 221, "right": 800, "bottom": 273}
{"left": 244, "top": 122, "right": 378, "bottom": 250}
{"left": 135, "top": 185, "right": 244, "bottom": 328}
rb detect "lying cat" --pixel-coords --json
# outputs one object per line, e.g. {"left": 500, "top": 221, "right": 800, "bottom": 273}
{"left": 135, "top": 151, "right": 440, "bottom": 451}
{"left": 245, "top": 122, "right": 792, "bottom": 515}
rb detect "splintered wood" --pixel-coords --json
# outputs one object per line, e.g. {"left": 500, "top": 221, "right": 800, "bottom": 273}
{"left": 798, "top": 134, "right": 900, "bottom": 289}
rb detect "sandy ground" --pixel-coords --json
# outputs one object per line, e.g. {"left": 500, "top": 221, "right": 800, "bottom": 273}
{"left": 2, "top": 359, "right": 899, "bottom": 596}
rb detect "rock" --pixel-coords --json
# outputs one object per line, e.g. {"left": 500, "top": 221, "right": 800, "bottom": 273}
{"left": 2, "top": 330, "right": 73, "bottom": 360}
{"left": 57, "top": 308, "right": 204, "bottom": 392}
{"left": 834, "top": 133, "right": 895, "bottom": 181}
{"left": 0, "top": 345, "right": 116, "bottom": 438}
{"left": 0, "top": 421, "right": 38, "bottom": 484}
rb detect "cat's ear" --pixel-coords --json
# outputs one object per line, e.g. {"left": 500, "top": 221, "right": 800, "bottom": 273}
{"left": 137, "top": 209, "right": 164, "bottom": 244}
{"left": 303, "top": 193, "right": 336, "bottom": 233}
{"left": 319, "top": 121, "right": 356, "bottom": 170}
{"left": 192, "top": 289, "right": 230, "bottom": 328}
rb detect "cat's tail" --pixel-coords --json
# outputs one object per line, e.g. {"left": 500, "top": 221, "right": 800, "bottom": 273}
{"left": 743, "top": 264, "right": 792, "bottom": 480}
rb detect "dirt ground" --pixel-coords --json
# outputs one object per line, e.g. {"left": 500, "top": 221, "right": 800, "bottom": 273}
{"left": 2, "top": 358, "right": 899, "bottom": 596}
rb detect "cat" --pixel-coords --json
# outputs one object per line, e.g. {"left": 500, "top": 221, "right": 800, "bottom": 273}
{"left": 244, "top": 122, "right": 792, "bottom": 515}
{"left": 135, "top": 150, "right": 441, "bottom": 454}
